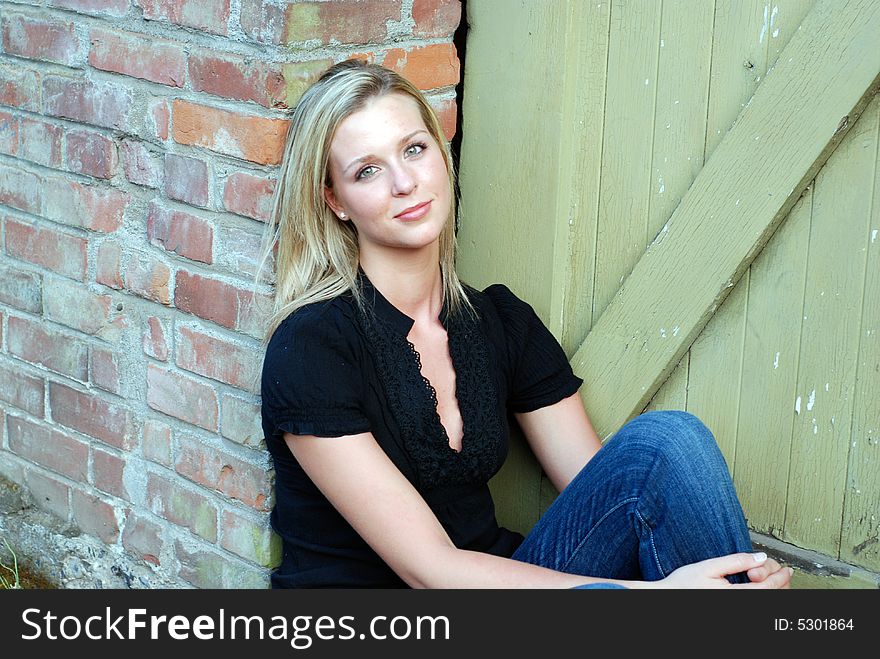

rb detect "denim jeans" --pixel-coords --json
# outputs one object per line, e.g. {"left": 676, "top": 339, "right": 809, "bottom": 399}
{"left": 511, "top": 410, "right": 753, "bottom": 586}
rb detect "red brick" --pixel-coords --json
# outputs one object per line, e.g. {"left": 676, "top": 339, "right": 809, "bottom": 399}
{"left": 5, "top": 219, "right": 88, "bottom": 281}
{"left": 66, "top": 129, "right": 118, "bottom": 179}
{"left": 43, "top": 178, "right": 127, "bottom": 232}
{"left": 172, "top": 99, "right": 288, "bottom": 165}
{"left": 122, "top": 511, "right": 163, "bottom": 565}
{"left": 146, "top": 364, "right": 218, "bottom": 431}
{"left": 123, "top": 252, "right": 171, "bottom": 304}
{"left": 0, "top": 360, "right": 45, "bottom": 417}
{"left": 93, "top": 447, "right": 127, "bottom": 499}
{"left": 1, "top": 15, "right": 84, "bottom": 67}
{"left": 430, "top": 96, "right": 457, "bottom": 141}
{"left": 222, "top": 171, "right": 275, "bottom": 222}
{"left": 285, "top": 0, "right": 399, "bottom": 45}
{"left": 174, "top": 270, "right": 253, "bottom": 331}
{"left": 189, "top": 52, "right": 277, "bottom": 107}
{"left": 0, "top": 111, "right": 18, "bottom": 156}
{"left": 25, "top": 469, "right": 70, "bottom": 519}
{"left": 0, "top": 264, "right": 42, "bottom": 313}
{"left": 89, "top": 28, "right": 185, "bottom": 87}
{"left": 175, "top": 434, "right": 270, "bottom": 510}
{"left": 220, "top": 394, "right": 263, "bottom": 448}
{"left": 0, "top": 163, "right": 42, "bottom": 216}
{"left": 142, "top": 418, "right": 172, "bottom": 466}
{"left": 18, "top": 118, "right": 64, "bottom": 168}
{"left": 49, "top": 0, "right": 130, "bottom": 17}
{"left": 143, "top": 316, "right": 169, "bottom": 361}
{"left": 412, "top": 0, "right": 461, "bottom": 38}
{"left": 239, "top": 0, "right": 285, "bottom": 45}
{"left": 146, "top": 202, "right": 213, "bottom": 264}
{"left": 0, "top": 63, "right": 40, "bottom": 111}
{"left": 176, "top": 325, "right": 261, "bottom": 392}
{"left": 8, "top": 316, "right": 88, "bottom": 381}
{"left": 8, "top": 415, "right": 88, "bottom": 481}
{"left": 120, "top": 139, "right": 162, "bottom": 188}
{"left": 43, "top": 75, "right": 131, "bottom": 130}
{"left": 71, "top": 489, "right": 120, "bottom": 543}
{"left": 218, "top": 225, "right": 263, "bottom": 277}
{"left": 220, "top": 508, "right": 279, "bottom": 566}
{"left": 90, "top": 348, "right": 120, "bottom": 394}
{"left": 49, "top": 382, "right": 135, "bottom": 449}
{"left": 43, "top": 277, "right": 113, "bottom": 336}
{"left": 146, "top": 472, "right": 217, "bottom": 541}
{"left": 139, "top": 0, "right": 230, "bottom": 35}
{"left": 380, "top": 43, "right": 460, "bottom": 90}
{"left": 96, "top": 240, "right": 124, "bottom": 289}
{"left": 149, "top": 98, "right": 170, "bottom": 141}
{"left": 164, "top": 153, "right": 209, "bottom": 208}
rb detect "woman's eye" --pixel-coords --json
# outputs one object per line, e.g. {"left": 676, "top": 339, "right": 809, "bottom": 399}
{"left": 356, "top": 165, "right": 378, "bottom": 180}
{"left": 405, "top": 143, "right": 426, "bottom": 157}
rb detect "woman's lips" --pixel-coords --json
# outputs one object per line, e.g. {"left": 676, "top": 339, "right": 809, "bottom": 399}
{"left": 394, "top": 200, "right": 431, "bottom": 221}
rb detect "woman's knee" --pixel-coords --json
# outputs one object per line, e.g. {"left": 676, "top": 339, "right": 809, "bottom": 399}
{"left": 617, "top": 409, "right": 720, "bottom": 464}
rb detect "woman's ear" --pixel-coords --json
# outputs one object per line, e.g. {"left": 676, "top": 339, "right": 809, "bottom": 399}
{"left": 323, "top": 186, "right": 348, "bottom": 221}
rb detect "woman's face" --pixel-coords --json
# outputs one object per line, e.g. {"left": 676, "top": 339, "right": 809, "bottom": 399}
{"left": 324, "top": 93, "right": 451, "bottom": 261}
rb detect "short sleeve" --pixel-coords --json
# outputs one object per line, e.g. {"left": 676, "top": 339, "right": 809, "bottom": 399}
{"left": 261, "top": 303, "right": 371, "bottom": 438}
{"left": 483, "top": 284, "right": 583, "bottom": 414}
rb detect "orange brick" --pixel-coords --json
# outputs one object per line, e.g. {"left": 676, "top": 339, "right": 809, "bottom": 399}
{"left": 381, "top": 43, "right": 460, "bottom": 90}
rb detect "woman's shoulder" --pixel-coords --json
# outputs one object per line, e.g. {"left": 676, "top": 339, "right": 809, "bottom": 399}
{"left": 465, "top": 282, "right": 533, "bottom": 323}
{"left": 268, "top": 293, "right": 361, "bottom": 353}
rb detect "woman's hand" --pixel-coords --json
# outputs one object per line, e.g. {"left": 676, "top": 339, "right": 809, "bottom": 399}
{"left": 652, "top": 552, "right": 793, "bottom": 589}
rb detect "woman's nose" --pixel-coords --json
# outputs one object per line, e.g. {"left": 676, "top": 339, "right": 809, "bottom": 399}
{"left": 390, "top": 164, "right": 416, "bottom": 196}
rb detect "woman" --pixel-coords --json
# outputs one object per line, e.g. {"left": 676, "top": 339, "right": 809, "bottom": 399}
{"left": 258, "top": 60, "right": 792, "bottom": 589}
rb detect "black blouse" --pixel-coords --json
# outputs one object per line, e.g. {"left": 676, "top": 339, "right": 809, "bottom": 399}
{"left": 261, "top": 274, "right": 583, "bottom": 588}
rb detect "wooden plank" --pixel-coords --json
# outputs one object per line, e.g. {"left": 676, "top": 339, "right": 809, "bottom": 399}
{"left": 644, "top": 353, "right": 689, "bottom": 413}
{"left": 784, "top": 98, "right": 878, "bottom": 556}
{"left": 841, "top": 97, "right": 880, "bottom": 571}
{"left": 570, "top": 0, "right": 880, "bottom": 440}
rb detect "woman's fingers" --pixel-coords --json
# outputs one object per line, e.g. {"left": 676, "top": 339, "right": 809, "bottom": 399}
{"left": 733, "top": 565, "right": 794, "bottom": 589}
{"left": 703, "top": 552, "right": 770, "bottom": 578}
{"left": 746, "top": 557, "right": 782, "bottom": 582}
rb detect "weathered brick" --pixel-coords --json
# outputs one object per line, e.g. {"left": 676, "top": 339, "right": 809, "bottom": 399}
{"left": 175, "top": 539, "right": 268, "bottom": 588}
{"left": 90, "top": 347, "right": 120, "bottom": 394}
{"left": 66, "top": 129, "right": 118, "bottom": 179}
{"left": 0, "top": 111, "right": 18, "bottom": 156}
{"left": 49, "top": 0, "right": 130, "bottom": 18}
{"left": 429, "top": 96, "right": 457, "bottom": 142}
{"left": 139, "top": 0, "right": 231, "bottom": 36}
{"left": 222, "top": 171, "right": 275, "bottom": 222}
{"left": 142, "top": 316, "right": 169, "bottom": 361}
{"left": 172, "top": 99, "right": 288, "bottom": 165}
{"left": 43, "top": 278, "right": 113, "bottom": 336}
{"left": 220, "top": 508, "right": 280, "bottom": 566}
{"left": 5, "top": 219, "right": 87, "bottom": 281}
{"left": 146, "top": 364, "right": 218, "bottom": 431}
{"left": 146, "top": 472, "right": 217, "bottom": 542}
{"left": 89, "top": 28, "right": 185, "bottom": 87}
{"left": 8, "top": 415, "right": 88, "bottom": 482}
{"left": 71, "top": 489, "right": 120, "bottom": 543}
{"left": 120, "top": 139, "right": 163, "bottom": 188}
{"left": 175, "top": 434, "right": 270, "bottom": 510}
{"left": 220, "top": 394, "right": 263, "bottom": 448}
{"left": 142, "top": 418, "right": 171, "bottom": 466}
{"left": 189, "top": 52, "right": 278, "bottom": 107}
{"left": 381, "top": 43, "right": 460, "bottom": 90}
{"left": 122, "top": 511, "right": 163, "bottom": 565}
{"left": 0, "top": 360, "right": 45, "bottom": 417}
{"left": 0, "top": 163, "right": 42, "bottom": 216}
{"left": 176, "top": 326, "right": 261, "bottom": 392}
{"left": 164, "top": 152, "right": 209, "bottom": 208}
{"left": 49, "top": 382, "right": 136, "bottom": 449}
{"left": 285, "top": 0, "right": 399, "bottom": 45}
{"left": 8, "top": 316, "right": 88, "bottom": 381}
{"left": 124, "top": 252, "right": 171, "bottom": 304}
{"left": 146, "top": 202, "right": 213, "bottom": 263}
{"left": 218, "top": 225, "right": 264, "bottom": 277}
{"left": 412, "top": 0, "right": 462, "bottom": 38}
{"left": 25, "top": 469, "right": 70, "bottom": 519}
{"left": 0, "top": 264, "right": 41, "bottom": 313}
{"left": 43, "top": 178, "right": 127, "bottom": 232}
{"left": 93, "top": 447, "right": 127, "bottom": 499}
{"left": 18, "top": 118, "right": 64, "bottom": 168}
{"left": 96, "top": 240, "right": 124, "bottom": 289}
{"left": 174, "top": 270, "right": 252, "bottom": 331}
{"left": 43, "top": 76, "right": 131, "bottom": 130}
{"left": 148, "top": 98, "right": 170, "bottom": 141}
{"left": 0, "top": 63, "right": 40, "bottom": 111}
{"left": 1, "top": 14, "right": 84, "bottom": 66}
{"left": 239, "top": 0, "right": 285, "bottom": 45}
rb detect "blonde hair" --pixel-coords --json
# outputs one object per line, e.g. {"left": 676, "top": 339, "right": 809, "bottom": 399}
{"left": 257, "top": 60, "right": 470, "bottom": 341}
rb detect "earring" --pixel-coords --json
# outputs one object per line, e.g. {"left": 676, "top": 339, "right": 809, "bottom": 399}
{"left": 339, "top": 212, "right": 346, "bottom": 219}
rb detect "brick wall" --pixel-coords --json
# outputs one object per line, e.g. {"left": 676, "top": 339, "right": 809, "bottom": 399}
{"left": 0, "top": 0, "right": 461, "bottom": 588}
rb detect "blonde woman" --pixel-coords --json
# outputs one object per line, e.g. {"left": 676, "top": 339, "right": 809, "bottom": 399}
{"left": 258, "top": 60, "right": 792, "bottom": 589}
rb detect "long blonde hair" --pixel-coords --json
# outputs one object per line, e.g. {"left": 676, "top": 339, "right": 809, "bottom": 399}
{"left": 257, "top": 60, "right": 470, "bottom": 341}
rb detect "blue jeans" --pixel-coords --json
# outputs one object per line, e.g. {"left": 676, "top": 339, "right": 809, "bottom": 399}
{"left": 511, "top": 410, "right": 753, "bottom": 586}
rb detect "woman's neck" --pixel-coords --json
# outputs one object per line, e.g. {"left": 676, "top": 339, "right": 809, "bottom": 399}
{"left": 359, "top": 247, "right": 443, "bottom": 325}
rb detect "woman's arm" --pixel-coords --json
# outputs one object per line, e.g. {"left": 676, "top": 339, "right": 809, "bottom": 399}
{"left": 514, "top": 392, "right": 602, "bottom": 493}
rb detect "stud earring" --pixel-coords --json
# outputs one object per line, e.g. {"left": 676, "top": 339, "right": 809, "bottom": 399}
{"left": 339, "top": 212, "right": 346, "bottom": 219}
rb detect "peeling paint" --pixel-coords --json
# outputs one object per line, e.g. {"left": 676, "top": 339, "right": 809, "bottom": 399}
{"left": 759, "top": 4, "right": 769, "bottom": 43}
{"left": 812, "top": 418, "right": 818, "bottom": 434}
{"left": 672, "top": 325, "right": 679, "bottom": 337}
{"left": 795, "top": 396, "right": 801, "bottom": 414}
{"left": 872, "top": 229, "right": 877, "bottom": 243}
{"left": 807, "top": 389, "right": 815, "bottom": 411}
{"left": 774, "top": 352, "right": 780, "bottom": 369}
